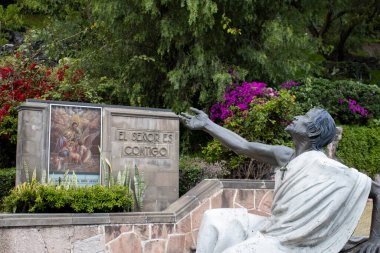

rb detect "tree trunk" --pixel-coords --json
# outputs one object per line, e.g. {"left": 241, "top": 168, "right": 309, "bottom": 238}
{"left": 335, "top": 23, "right": 357, "bottom": 61}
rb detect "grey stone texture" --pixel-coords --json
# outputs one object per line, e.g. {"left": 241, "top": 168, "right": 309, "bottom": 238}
{"left": 16, "top": 100, "right": 179, "bottom": 211}
{"left": 73, "top": 234, "right": 105, "bottom": 253}
{"left": 16, "top": 103, "right": 49, "bottom": 185}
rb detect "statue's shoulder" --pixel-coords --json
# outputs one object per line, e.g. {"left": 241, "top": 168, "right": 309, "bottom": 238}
{"left": 295, "top": 150, "right": 347, "bottom": 170}
{"left": 312, "top": 151, "right": 347, "bottom": 169}
{"left": 272, "top": 145, "right": 294, "bottom": 166}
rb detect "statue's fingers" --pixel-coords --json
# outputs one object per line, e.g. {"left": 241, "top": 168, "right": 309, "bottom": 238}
{"left": 179, "top": 115, "right": 192, "bottom": 126}
{"left": 190, "top": 107, "right": 204, "bottom": 115}
{"left": 178, "top": 115, "right": 188, "bottom": 122}
{"left": 180, "top": 112, "right": 193, "bottom": 119}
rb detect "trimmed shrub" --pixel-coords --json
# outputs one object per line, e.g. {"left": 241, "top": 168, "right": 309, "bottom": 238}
{"left": 1, "top": 180, "right": 134, "bottom": 213}
{"left": 0, "top": 167, "right": 15, "bottom": 202}
{"left": 337, "top": 126, "right": 380, "bottom": 177}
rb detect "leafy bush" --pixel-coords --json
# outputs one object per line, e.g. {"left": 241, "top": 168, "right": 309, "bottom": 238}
{"left": 337, "top": 125, "right": 380, "bottom": 177}
{"left": 285, "top": 78, "right": 380, "bottom": 125}
{"left": 1, "top": 179, "right": 134, "bottom": 213}
{"left": 179, "top": 155, "right": 228, "bottom": 196}
{"left": 0, "top": 167, "right": 16, "bottom": 202}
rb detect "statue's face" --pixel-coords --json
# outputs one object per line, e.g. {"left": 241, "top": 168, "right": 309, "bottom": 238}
{"left": 285, "top": 109, "right": 320, "bottom": 135}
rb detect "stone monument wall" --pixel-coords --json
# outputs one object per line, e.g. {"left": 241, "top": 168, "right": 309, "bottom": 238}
{"left": 16, "top": 100, "right": 179, "bottom": 211}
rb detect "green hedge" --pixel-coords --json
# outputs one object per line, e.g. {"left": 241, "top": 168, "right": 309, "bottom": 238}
{"left": 337, "top": 126, "right": 380, "bottom": 177}
{"left": 0, "top": 167, "right": 16, "bottom": 201}
{"left": 1, "top": 181, "right": 134, "bottom": 213}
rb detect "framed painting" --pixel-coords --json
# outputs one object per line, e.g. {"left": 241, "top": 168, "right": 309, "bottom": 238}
{"left": 48, "top": 104, "right": 102, "bottom": 186}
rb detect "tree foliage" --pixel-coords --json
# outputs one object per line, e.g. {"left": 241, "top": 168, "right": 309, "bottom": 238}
{"left": 288, "top": 0, "right": 380, "bottom": 61}
{"left": 17, "top": 0, "right": 320, "bottom": 112}
{"left": 1, "top": 0, "right": 379, "bottom": 171}
{"left": 0, "top": 3, "right": 24, "bottom": 44}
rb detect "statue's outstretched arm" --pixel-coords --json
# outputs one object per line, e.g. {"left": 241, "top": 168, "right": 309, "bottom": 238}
{"left": 179, "top": 107, "right": 293, "bottom": 166}
{"left": 356, "top": 181, "right": 380, "bottom": 252}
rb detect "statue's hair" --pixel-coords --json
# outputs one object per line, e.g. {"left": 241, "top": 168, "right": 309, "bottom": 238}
{"left": 306, "top": 108, "right": 336, "bottom": 150}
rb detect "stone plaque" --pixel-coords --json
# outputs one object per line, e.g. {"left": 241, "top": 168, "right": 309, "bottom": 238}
{"left": 17, "top": 100, "right": 179, "bottom": 211}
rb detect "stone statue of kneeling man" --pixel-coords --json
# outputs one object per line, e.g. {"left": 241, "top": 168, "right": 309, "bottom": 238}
{"left": 179, "top": 107, "right": 380, "bottom": 253}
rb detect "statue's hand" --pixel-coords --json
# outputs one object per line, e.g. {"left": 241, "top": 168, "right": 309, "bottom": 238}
{"left": 179, "top": 107, "right": 211, "bottom": 130}
{"left": 355, "top": 239, "right": 380, "bottom": 253}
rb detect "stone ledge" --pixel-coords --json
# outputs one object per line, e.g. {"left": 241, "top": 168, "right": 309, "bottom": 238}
{"left": 0, "top": 179, "right": 274, "bottom": 228}
{"left": 220, "top": 179, "right": 274, "bottom": 189}
{"left": 165, "top": 179, "right": 224, "bottom": 221}
{"left": 24, "top": 99, "right": 174, "bottom": 113}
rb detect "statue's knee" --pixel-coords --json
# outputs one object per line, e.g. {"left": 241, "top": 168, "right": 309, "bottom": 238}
{"left": 203, "top": 209, "right": 219, "bottom": 217}
{"left": 203, "top": 208, "right": 248, "bottom": 222}
{"left": 203, "top": 208, "right": 232, "bottom": 219}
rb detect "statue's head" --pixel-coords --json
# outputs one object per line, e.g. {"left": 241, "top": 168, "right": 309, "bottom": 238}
{"left": 285, "top": 108, "right": 336, "bottom": 150}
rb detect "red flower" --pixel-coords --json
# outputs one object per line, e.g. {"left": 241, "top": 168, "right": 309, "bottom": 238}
{"left": 29, "top": 63, "right": 38, "bottom": 70}
{"left": 57, "top": 70, "right": 64, "bottom": 81}
{"left": 0, "top": 67, "right": 14, "bottom": 79}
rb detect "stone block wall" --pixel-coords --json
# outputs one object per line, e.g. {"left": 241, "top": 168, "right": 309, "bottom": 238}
{"left": 0, "top": 180, "right": 274, "bottom": 253}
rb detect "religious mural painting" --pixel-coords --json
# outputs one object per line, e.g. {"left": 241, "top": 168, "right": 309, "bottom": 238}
{"left": 48, "top": 104, "right": 102, "bottom": 186}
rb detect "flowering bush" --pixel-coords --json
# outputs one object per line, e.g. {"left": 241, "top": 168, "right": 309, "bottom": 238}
{"left": 210, "top": 81, "right": 277, "bottom": 121}
{"left": 281, "top": 81, "right": 300, "bottom": 90}
{"left": 283, "top": 78, "right": 380, "bottom": 125}
{"left": 203, "top": 79, "right": 302, "bottom": 179}
{"left": 0, "top": 53, "right": 56, "bottom": 142}
{"left": 0, "top": 53, "right": 98, "bottom": 143}
{"left": 339, "top": 98, "right": 369, "bottom": 118}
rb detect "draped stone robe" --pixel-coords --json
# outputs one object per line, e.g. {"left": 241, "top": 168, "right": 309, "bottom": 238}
{"left": 196, "top": 151, "right": 371, "bottom": 253}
